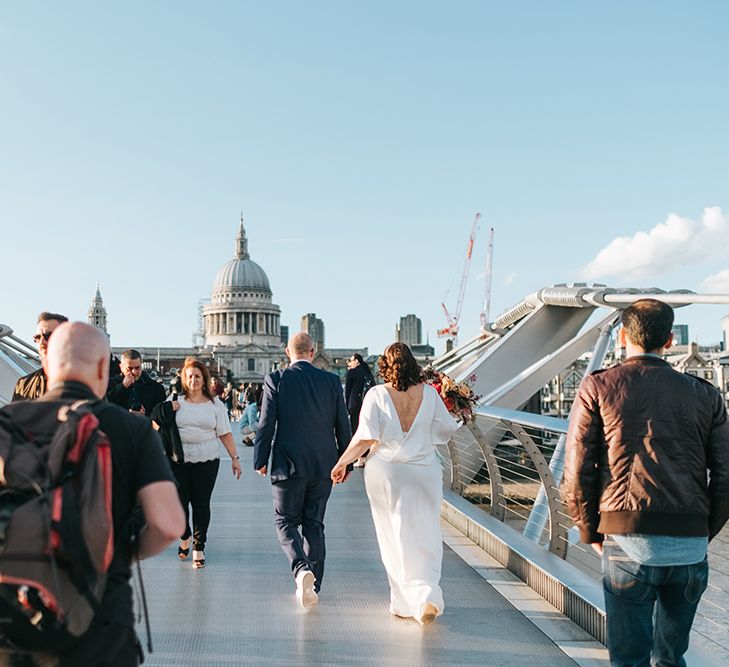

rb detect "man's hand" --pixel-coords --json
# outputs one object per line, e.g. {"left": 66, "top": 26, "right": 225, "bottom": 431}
{"left": 130, "top": 405, "right": 146, "bottom": 415}
{"left": 122, "top": 373, "right": 137, "bottom": 388}
{"left": 590, "top": 542, "right": 604, "bottom": 556}
{"left": 256, "top": 466, "right": 267, "bottom": 477}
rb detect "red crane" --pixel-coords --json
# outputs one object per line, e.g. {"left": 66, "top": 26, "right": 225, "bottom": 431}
{"left": 437, "top": 212, "right": 481, "bottom": 347}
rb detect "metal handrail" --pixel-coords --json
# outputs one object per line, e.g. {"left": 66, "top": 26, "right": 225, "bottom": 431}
{"left": 0, "top": 324, "right": 39, "bottom": 363}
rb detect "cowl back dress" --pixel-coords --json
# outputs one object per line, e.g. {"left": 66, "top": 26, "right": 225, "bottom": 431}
{"left": 354, "top": 383, "right": 459, "bottom": 621}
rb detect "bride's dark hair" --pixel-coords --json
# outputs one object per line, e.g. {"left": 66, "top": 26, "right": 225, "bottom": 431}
{"left": 378, "top": 343, "right": 422, "bottom": 392}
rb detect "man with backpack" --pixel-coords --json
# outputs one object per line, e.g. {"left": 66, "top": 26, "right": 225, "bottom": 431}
{"left": 0, "top": 322, "right": 184, "bottom": 666}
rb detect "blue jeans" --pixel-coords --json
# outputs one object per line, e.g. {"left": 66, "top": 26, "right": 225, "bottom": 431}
{"left": 602, "top": 539, "right": 709, "bottom": 667}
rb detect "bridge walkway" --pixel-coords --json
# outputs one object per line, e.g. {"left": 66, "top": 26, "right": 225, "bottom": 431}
{"left": 139, "top": 447, "right": 606, "bottom": 666}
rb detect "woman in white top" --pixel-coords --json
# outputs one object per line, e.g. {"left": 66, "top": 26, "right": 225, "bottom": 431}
{"left": 331, "top": 343, "right": 459, "bottom": 625}
{"left": 170, "top": 357, "right": 241, "bottom": 568}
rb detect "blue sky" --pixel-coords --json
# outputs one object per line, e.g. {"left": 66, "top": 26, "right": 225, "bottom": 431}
{"left": 2, "top": 2, "right": 728, "bottom": 354}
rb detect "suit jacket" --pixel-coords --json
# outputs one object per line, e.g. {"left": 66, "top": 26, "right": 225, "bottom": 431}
{"left": 254, "top": 360, "right": 352, "bottom": 482}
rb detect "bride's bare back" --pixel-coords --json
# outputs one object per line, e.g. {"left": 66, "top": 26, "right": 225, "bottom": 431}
{"left": 384, "top": 383, "right": 424, "bottom": 433}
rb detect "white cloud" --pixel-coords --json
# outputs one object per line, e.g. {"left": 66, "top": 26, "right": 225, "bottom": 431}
{"left": 700, "top": 269, "right": 729, "bottom": 293}
{"left": 582, "top": 207, "right": 728, "bottom": 281}
{"left": 503, "top": 272, "right": 517, "bottom": 285}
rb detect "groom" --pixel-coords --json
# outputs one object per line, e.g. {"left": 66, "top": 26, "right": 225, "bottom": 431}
{"left": 254, "top": 332, "right": 352, "bottom": 609}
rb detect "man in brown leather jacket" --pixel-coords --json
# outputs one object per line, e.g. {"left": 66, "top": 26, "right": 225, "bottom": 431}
{"left": 12, "top": 311, "right": 68, "bottom": 401}
{"left": 563, "top": 298, "right": 729, "bottom": 667}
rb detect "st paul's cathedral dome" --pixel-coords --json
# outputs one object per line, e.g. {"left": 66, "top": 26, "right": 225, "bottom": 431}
{"left": 202, "top": 216, "right": 285, "bottom": 380}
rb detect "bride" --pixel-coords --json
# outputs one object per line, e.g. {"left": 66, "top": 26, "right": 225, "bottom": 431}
{"left": 331, "top": 343, "right": 459, "bottom": 625}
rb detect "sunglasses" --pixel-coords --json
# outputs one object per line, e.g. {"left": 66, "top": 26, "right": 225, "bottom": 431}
{"left": 33, "top": 332, "right": 53, "bottom": 343}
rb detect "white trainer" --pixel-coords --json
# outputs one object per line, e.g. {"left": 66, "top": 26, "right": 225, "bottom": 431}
{"left": 295, "top": 570, "right": 318, "bottom": 609}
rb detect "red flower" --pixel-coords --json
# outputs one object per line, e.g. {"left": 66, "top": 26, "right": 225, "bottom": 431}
{"left": 444, "top": 396, "right": 455, "bottom": 412}
{"left": 432, "top": 382, "right": 442, "bottom": 396}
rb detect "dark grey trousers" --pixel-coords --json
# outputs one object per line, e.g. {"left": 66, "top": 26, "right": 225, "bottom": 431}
{"left": 272, "top": 477, "right": 333, "bottom": 593}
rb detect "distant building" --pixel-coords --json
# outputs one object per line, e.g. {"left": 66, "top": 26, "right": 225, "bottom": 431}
{"left": 410, "top": 343, "right": 435, "bottom": 366}
{"left": 722, "top": 314, "right": 729, "bottom": 352}
{"left": 201, "top": 216, "right": 287, "bottom": 381}
{"left": 671, "top": 324, "right": 689, "bottom": 346}
{"left": 541, "top": 360, "right": 589, "bottom": 418}
{"left": 396, "top": 314, "right": 422, "bottom": 346}
{"left": 109, "top": 217, "right": 287, "bottom": 384}
{"left": 88, "top": 283, "right": 108, "bottom": 335}
{"left": 665, "top": 342, "right": 716, "bottom": 384}
{"left": 301, "top": 313, "right": 325, "bottom": 351}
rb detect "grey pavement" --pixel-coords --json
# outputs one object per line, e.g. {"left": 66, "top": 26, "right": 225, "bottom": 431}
{"left": 138, "top": 446, "right": 577, "bottom": 666}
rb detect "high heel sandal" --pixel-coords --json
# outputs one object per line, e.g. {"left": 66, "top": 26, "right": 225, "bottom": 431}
{"left": 192, "top": 550, "right": 205, "bottom": 569}
{"left": 178, "top": 539, "right": 191, "bottom": 560}
{"left": 419, "top": 602, "right": 438, "bottom": 626}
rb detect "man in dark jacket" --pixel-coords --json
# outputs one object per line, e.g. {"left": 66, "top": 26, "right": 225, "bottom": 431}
{"left": 344, "top": 354, "right": 373, "bottom": 432}
{"left": 563, "top": 299, "right": 729, "bottom": 667}
{"left": 12, "top": 311, "right": 68, "bottom": 401}
{"left": 254, "top": 332, "right": 351, "bottom": 609}
{"left": 106, "top": 349, "right": 166, "bottom": 417}
{"left": 344, "top": 354, "right": 374, "bottom": 467}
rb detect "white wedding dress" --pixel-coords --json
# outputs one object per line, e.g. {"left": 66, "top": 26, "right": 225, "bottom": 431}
{"left": 353, "top": 384, "right": 459, "bottom": 621}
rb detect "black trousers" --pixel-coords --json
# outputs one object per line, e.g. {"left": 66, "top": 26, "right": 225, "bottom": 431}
{"left": 172, "top": 459, "right": 220, "bottom": 551}
{"left": 59, "top": 622, "right": 140, "bottom": 667}
{"left": 272, "top": 477, "right": 332, "bottom": 592}
{"left": 0, "top": 622, "right": 140, "bottom": 667}
{"left": 348, "top": 403, "right": 362, "bottom": 434}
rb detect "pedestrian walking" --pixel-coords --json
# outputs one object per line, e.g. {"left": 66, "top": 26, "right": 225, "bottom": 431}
{"left": 563, "top": 299, "right": 729, "bottom": 667}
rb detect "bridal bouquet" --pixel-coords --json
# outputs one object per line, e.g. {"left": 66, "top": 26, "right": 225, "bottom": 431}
{"left": 422, "top": 368, "right": 479, "bottom": 423}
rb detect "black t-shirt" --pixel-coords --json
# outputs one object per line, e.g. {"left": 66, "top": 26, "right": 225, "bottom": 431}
{"left": 6, "top": 381, "right": 175, "bottom": 627}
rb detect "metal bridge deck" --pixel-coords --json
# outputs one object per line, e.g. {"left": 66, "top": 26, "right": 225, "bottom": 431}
{"left": 139, "top": 448, "right": 587, "bottom": 666}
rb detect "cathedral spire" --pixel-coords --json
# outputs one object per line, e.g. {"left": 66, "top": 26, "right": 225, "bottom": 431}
{"left": 88, "top": 283, "right": 108, "bottom": 334}
{"left": 236, "top": 213, "right": 250, "bottom": 259}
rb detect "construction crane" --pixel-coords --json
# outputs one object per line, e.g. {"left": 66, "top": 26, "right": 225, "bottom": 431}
{"left": 480, "top": 226, "right": 495, "bottom": 330}
{"left": 437, "top": 212, "right": 481, "bottom": 348}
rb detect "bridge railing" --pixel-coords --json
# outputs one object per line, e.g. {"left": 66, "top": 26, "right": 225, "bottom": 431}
{"left": 440, "top": 406, "right": 598, "bottom": 570}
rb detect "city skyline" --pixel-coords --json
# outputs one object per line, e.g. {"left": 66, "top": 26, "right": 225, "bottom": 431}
{"left": 2, "top": 3, "right": 729, "bottom": 354}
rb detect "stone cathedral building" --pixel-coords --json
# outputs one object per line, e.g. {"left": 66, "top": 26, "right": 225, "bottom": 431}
{"left": 201, "top": 217, "right": 286, "bottom": 380}
{"left": 105, "top": 218, "right": 287, "bottom": 383}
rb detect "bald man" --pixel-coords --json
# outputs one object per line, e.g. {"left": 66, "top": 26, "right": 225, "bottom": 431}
{"left": 0, "top": 323, "right": 184, "bottom": 666}
{"left": 254, "top": 332, "right": 351, "bottom": 609}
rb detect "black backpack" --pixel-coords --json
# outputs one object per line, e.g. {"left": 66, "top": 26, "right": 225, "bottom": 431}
{"left": 0, "top": 400, "right": 114, "bottom": 654}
